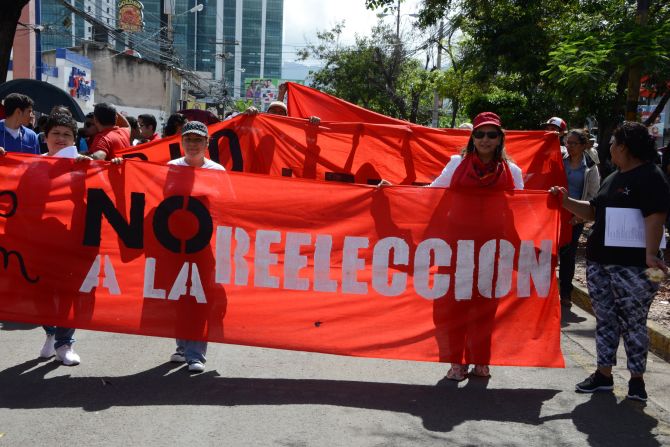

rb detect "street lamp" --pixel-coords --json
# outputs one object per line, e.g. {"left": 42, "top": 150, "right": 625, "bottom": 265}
{"left": 189, "top": 2, "right": 204, "bottom": 70}
{"left": 164, "top": 2, "right": 204, "bottom": 113}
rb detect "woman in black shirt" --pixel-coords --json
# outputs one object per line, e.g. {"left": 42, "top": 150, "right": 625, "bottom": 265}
{"left": 550, "top": 121, "right": 669, "bottom": 402}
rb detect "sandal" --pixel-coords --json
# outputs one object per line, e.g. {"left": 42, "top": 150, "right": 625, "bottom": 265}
{"left": 472, "top": 365, "right": 490, "bottom": 377}
{"left": 446, "top": 363, "right": 469, "bottom": 381}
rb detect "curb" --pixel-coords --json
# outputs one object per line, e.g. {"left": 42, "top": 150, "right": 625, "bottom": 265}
{"left": 571, "top": 284, "right": 670, "bottom": 362}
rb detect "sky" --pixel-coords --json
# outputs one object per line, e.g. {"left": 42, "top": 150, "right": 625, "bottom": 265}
{"left": 282, "top": 0, "right": 422, "bottom": 67}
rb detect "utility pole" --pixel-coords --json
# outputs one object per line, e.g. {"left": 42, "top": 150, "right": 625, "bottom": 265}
{"left": 395, "top": 0, "right": 401, "bottom": 39}
{"left": 431, "top": 21, "right": 443, "bottom": 128}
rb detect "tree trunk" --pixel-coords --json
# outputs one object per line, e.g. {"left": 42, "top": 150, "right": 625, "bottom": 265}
{"left": 450, "top": 98, "right": 459, "bottom": 128}
{"left": 597, "top": 69, "right": 630, "bottom": 174}
{"left": 0, "top": 1, "right": 30, "bottom": 83}
{"left": 624, "top": 0, "right": 650, "bottom": 121}
{"left": 643, "top": 90, "right": 670, "bottom": 126}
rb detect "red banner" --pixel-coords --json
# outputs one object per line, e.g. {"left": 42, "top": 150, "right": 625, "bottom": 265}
{"left": 0, "top": 154, "right": 563, "bottom": 366}
{"left": 286, "top": 82, "right": 410, "bottom": 125}
{"left": 118, "top": 114, "right": 565, "bottom": 191}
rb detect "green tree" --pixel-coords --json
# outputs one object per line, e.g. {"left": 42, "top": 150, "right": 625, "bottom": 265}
{"left": 542, "top": 1, "right": 670, "bottom": 152}
{"left": 0, "top": 1, "right": 31, "bottom": 83}
{"left": 298, "top": 22, "right": 435, "bottom": 124}
{"left": 367, "top": 0, "right": 670, "bottom": 147}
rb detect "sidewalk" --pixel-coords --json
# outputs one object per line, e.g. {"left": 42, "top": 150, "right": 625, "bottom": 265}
{"left": 571, "top": 284, "right": 670, "bottom": 362}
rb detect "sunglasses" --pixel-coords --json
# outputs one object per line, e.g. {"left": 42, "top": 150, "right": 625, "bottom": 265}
{"left": 473, "top": 130, "right": 500, "bottom": 139}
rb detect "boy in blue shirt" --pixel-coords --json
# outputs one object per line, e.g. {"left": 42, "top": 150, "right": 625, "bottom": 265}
{"left": 0, "top": 93, "right": 40, "bottom": 154}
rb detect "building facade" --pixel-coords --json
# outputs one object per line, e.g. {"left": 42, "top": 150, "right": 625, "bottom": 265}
{"left": 38, "top": 0, "right": 283, "bottom": 99}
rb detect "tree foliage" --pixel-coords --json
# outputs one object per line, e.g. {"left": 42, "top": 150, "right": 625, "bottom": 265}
{"left": 365, "top": 0, "right": 670, "bottom": 150}
{"left": 298, "top": 22, "right": 435, "bottom": 124}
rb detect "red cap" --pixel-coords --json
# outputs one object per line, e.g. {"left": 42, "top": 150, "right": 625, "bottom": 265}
{"left": 542, "top": 117, "right": 567, "bottom": 132}
{"left": 472, "top": 112, "right": 502, "bottom": 130}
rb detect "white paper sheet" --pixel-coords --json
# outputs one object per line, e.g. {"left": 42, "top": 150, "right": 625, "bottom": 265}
{"left": 604, "top": 207, "right": 667, "bottom": 249}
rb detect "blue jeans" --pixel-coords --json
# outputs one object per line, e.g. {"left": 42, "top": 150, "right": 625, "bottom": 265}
{"left": 43, "top": 326, "right": 75, "bottom": 349}
{"left": 559, "top": 223, "right": 584, "bottom": 301}
{"left": 176, "top": 339, "right": 207, "bottom": 364}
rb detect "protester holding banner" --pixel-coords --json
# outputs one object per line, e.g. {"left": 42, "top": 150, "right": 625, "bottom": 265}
{"left": 430, "top": 112, "right": 524, "bottom": 190}
{"left": 166, "top": 121, "right": 224, "bottom": 372}
{"left": 551, "top": 121, "right": 670, "bottom": 402}
{"left": 429, "top": 111, "right": 523, "bottom": 382}
{"left": 1, "top": 112, "right": 91, "bottom": 364}
{"left": 558, "top": 129, "right": 600, "bottom": 308}
{"left": 88, "top": 103, "right": 131, "bottom": 161}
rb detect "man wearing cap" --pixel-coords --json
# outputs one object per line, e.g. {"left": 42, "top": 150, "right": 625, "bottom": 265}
{"left": 542, "top": 116, "right": 568, "bottom": 153}
{"left": 167, "top": 121, "right": 225, "bottom": 171}
{"left": 542, "top": 116, "right": 567, "bottom": 135}
{"left": 167, "top": 121, "right": 224, "bottom": 373}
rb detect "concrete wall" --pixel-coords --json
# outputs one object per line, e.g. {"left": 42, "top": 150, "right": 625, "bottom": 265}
{"left": 44, "top": 45, "right": 182, "bottom": 115}
{"left": 81, "top": 46, "right": 181, "bottom": 113}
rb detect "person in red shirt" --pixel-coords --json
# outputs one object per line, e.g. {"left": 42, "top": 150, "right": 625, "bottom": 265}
{"left": 138, "top": 113, "right": 160, "bottom": 143}
{"left": 88, "top": 103, "right": 131, "bottom": 161}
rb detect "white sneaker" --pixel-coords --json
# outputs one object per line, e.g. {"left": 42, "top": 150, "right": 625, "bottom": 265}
{"left": 39, "top": 334, "right": 56, "bottom": 358}
{"left": 55, "top": 345, "right": 81, "bottom": 366}
{"left": 170, "top": 352, "right": 186, "bottom": 363}
{"left": 188, "top": 361, "right": 205, "bottom": 373}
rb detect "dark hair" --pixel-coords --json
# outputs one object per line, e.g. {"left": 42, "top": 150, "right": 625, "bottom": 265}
{"left": 36, "top": 115, "right": 49, "bottom": 132}
{"left": 613, "top": 121, "right": 656, "bottom": 162}
{"left": 164, "top": 113, "right": 187, "bottom": 137}
{"left": 93, "top": 102, "right": 117, "bottom": 126}
{"left": 126, "top": 116, "right": 139, "bottom": 131}
{"left": 566, "top": 128, "right": 589, "bottom": 144}
{"left": 85, "top": 112, "right": 94, "bottom": 120}
{"left": 3, "top": 93, "right": 34, "bottom": 116}
{"left": 45, "top": 113, "right": 78, "bottom": 140}
{"left": 50, "top": 105, "right": 73, "bottom": 117}
{"left": 461, "top": 129, "right": 510, "bottom": 162}
{"left": 138, "top": 114, "right": 157, "bottom": 132}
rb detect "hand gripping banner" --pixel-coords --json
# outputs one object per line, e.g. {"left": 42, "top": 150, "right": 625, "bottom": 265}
{"left": 0, "top": 154, "right": 564, "bottom": 367}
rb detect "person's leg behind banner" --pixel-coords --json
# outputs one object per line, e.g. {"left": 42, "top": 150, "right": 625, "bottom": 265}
{"left": 442, "top": 299, "right": 470, "bottom": 381}
{"left": 467, "top": 297, "right": 496, "bottom": 378}
{"left": 54, "top": 327, "right": 78, "bottom": 366}
{"left": 172, "top": 338, "right": 207, "bottom": 372}
{"left": 558, "top": 223, "right": 584, "bottom": 308}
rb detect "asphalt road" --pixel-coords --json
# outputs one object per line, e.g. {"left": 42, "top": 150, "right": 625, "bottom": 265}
{"left": 1, "top": 305, "right": 669, "bottom": 446}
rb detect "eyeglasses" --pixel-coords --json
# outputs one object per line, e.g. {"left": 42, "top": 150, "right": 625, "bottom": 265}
{"left": 473, "top": 130, "right": 500, "bottom": 139}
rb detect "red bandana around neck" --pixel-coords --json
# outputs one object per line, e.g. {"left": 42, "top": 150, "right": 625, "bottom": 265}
{"left": 451, "top": 153, "right": 515, "bottom": 190}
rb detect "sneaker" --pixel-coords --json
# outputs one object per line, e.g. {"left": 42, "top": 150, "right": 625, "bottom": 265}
{"left": 560, "top": 298, "right": 572, "bottom": 309}
{"left": 626, "top": 378, "right": 647, "bottom": 402}
{"left": 188, "top": 361, "right": 205, "bottom": 373}
{"left": 170, "top": 351, "right": 186, "bottom": 363}
{"left": 446, "top": 364, "right": 469, "bottom": 381}
{"left": 575, "top": 371, "right": 613, "bottom": 393}
{"left": 55, "top": 345, "right": 80, "bottom": 366}
{"left": 471, "top": 365, "right": 490, "bottom": 377}
{"left": 39, "top": 334, "right": 56, "bottom": 358}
